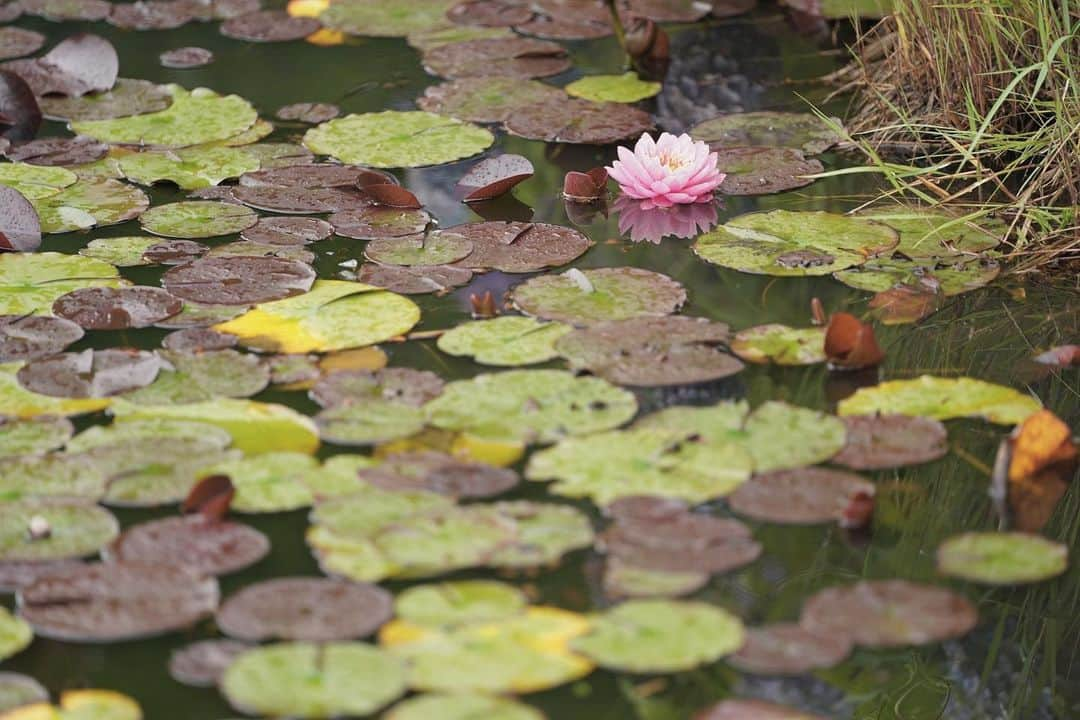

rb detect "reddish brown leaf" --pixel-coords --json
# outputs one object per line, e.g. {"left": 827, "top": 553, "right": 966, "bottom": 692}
{"left": 838, "top": 490, "right": 875, "bottom": 529}
{"left": 563, "top": 167, "right": 607, "bottom": 202}
{"left": 868, "top": 285, "right": 943, "bottom": 325}
{"left": 363, "top": 183, "right": 422, "bottom": 209}
{"left": 457, "top": 154, "right": 534, "bottom": 202}
{"left": 824, "top": 312, "right": 884, "bottom": 370}
{"left": 469, "top": 290, "right": 498, "bottom": 318}
{"left": 182, "top": 474, "right": 235, "bottom": 522}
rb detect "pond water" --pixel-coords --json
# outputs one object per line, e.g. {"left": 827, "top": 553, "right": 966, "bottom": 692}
{"left": 0, "top": 2, "right": 1078, "bottom": 719}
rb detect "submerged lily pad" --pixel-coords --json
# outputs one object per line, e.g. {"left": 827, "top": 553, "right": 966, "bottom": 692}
{"left": 727, "top": 468, "right": 875, "bottom": 525}
{"left": 0, "top": 416, "right": 73, "bottom": 458}
{"left": 693, "top": 210, "right": 898, "bottom": 277}
{"left": 731, "top": 324, "right": 825, "bottom": 365}
{"left": 437, "top": 316, "right": 570, "bottom": 366}
{"left": 730, "top": 623, "right": 852, "bottom": 675}
{"left": 690, "top": 111, "right": 843, "bottom": 154}
{"left": 511, "top": 267, "right": 686, "bottom": 325}
{"left": 303, "top": 111, "right": 494, "bottom": 168}
{"left": 837, "top": 376, "right": 1041, "bottom": 425}
{"left": 422, "top": 36, "right": 570, "bottom": 79}
{"left": 505, "top": 96, "right": 654, "bottom": 144}
{"left": 425, "top": 369, "right": 637, "bottom": 444}
{"left": 120, "top": 146, "right": 260, "bottom": 190}
{"left": 108, "top": 514, "right": 269, "bottom": 576}
{"left": 38, "top": 78, "right": 173, "bottom": 122}
{"left": 385, "top": 693, "right": 545, "bottom": 720}
{"left": 565, "top": 72, "right": 661, "bottom": 103}
{"left": 831, "top": 414, "right": 948, "bottom": 470}
{"left": 417, "top": 76, "right": 568, "bottom": 123}
{"left": 0, "top": 500, "right": 118, "bottom": 561}
{"left": 319, "top": 0, "right": 458, "bottom": 36}
{"left": 572, "top": 600, "right": 744, "bottom": 672}
{"left": 0, "top": 315, "right": 84, "bottom": 363}
{"left": 936, "top": 532, "right": 1068, "bottom": 585}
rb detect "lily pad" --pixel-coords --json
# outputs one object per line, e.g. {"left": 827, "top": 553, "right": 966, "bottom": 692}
{"left": 3, "top": 33, "right": 117, "bottom": 97}
{"left": 0, "top": 315, "right": 84, "bottom": 363}
{"left": 0, "top": 28, "right": 45, "bottom": 62}
{"left": 159, "top": 46, "right": 214, "bottom": 69}
{"left": 572, "top": 600, "right": 744, "bottom": 672}
{"left": 690, "top": 111, "right": 843, "bottom": 154}
{"left": 423, "top": 35, "right": 570, "bottom": 80}
{"left": 107, "top": 514, "right": 269, "bottom": 576}
{"left": 417, "top": 76, "right": 568, "bottom": 123}
{"left": 38, "top": 78, "right": 173, "bottom": 122}
{"left": 303, "top": 111, "right": 494, "bottom": 168}
{"left": 31, "top": 177, "right": 149, "bottom": 234}
{"left": 0, "top": 254, "right": 119, "bottom": 319}
{"left": 316, "top": 402, "right": 427, "bottom": 446}
{"left": 359, "top": 451, "right": 518, "bottom": 498}
{"left": 80, "top": 236, "right": 181, "bottom": 267}
{"left": 17, "top": 349, "right": 161, "bottom": 398}
{"left": 240, "top": 162, "right": 384, "bottom": 188}
{"left": 231, "top": 184, "right": 370, "bottom": 214}
{"left": 221, "top": 10, "right": 321, "bottom": 41}
{"left": 565, "top": 72, "right": 661, "bottom": 103}
{"left": 407, "top": 23, "right": 516, "bottom": 50}
{"left": 457, "top": 154, "right": 534, "bottom": 202}
{"left": 319, "top": 0, "right": 459, "bottom": 36}
{"left": 510, "top": 267, "right": 686, "bottom": 325}
{"left": 53, "top": 287, "right": 183, "bottom": 330}
{"left": 833, "top": 255, "right": 1001, "bottom": 296}
{"left": 277, "top": 102, "right": 340, "bottom": 123}
{"left": 731, "top": 324, "right": 825, "bottom": 366}
{"left": 0, "top": 416, "right": 73, "bottom": 458}
{"left": 0, "top": 70, "right": 41, "bottom": 142}
{"left": 505, "top": 96, "right": 654, "bottom": 144}
{"left": 3, "top": 689, "right": 142, "bottom": 720}
{"left": 0, "top": 673, "right": 48, "bottom": 712}
{"left": 7, "top": 136, "right": 108, "bottom": 168}
{"left": 697, "top": 699, "right": 827, "bottom": 720}
{"left": 72, "top": 86, "right": 258, "bottom": 148}
{"left": 221, "top": 642, "right": 407, "bottom": 718}
{"left": 487, "top": 500, "right": 594, "bottom": 567}
{"left": 163, "top": 256, "right": 315, "bottom": 307}
{"left": 154, "top": 300, "right": 247, "bottom": 329}
{"left": 386, "top": 693, "right": 545, "bottom": 720}
{"left": 601, "top": 510, "right": 759, "bottom": 574}
{"left": 334, "top": 208, "right": 432, "bottom": 243}
{"left": 200, "top": 451, "right": 319, "bottom": 512}
{"left": 425, "top": 369, "right": 637, "bottom": 444}
{"left": 730, "top": 622, "right": 852, "bottom": 675}
{"left": 169, "top": 639, "right": 252, "bottom": 687}
{"left": 0, "top": 185, "right": 41, "bottom": 252}
{"left": 312, "top": 368, "right": 444, "bottom": 409}
{"left": 449, "top": 221, "right": 593, "bottom": 273}
{"left": 693, "top": 210, "right": 898, "bottom": 277}
{"left": 0, "top": 500, "right": 118, "bottom": 561}
{"left": 356, "top": 263, "right": 473, "bottom": 295}
{"left": 119, "top": 146, "right": 260, "bottom": 190}
{"left": 831, "top": 414, "right": 948, "bottom": 470}
{"left": 394, "top": 580, "right": 526, "bottom": 627}
{"left": 837, "top": 376, "right": 1042, "bottom": 425}
{"left": 602, "top": 559, "right": 709, "bottom": 600}
{"left": 0, "top": 362, "right": 112, "bottom": 418}
{"left": 141, "top": 201, "right": 258, "bottom": 239}
{"left": 122, "top": 349, "right": 270, "bottom": 405}
{"left": 438, "top": 316, "right": 570, "bottom": 366}
{"left": 854, "top": 208, "right": 1004, "bottom": 259}
{"left": 0, "top": 607, "right": 31, "bottom": 661}
{"left": 727, "top": 468, "right": 875, "bottom": 524}
{"left": 0, "top": 162, "right": 77, "bottom": 200}
{"left": 715, "top": 147, "right": 823, "bottom": 196}
{"left": 0, "top": 452, "right": 107, "bottom": 500}
{"left": 213, "top": 280, "right": 420, "bottom": 353}
{"left": 109, "top": 0, "right": 195, "bottom": 29}
{"left": 936, "top": 532, "right": 1068, "bottom": 585}
{"left": 243, "top": 216, "right": 333, "bottom": 245}
{"left": 800, "top": 580, "right": 977, "bottom": 648}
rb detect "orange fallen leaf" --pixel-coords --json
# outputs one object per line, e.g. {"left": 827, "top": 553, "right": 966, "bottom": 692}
{"left": 992, "top": 409, "right": 1077, "bottom": 532}
{"left": 824, "top": 312, "right": 884, "bottom": 370}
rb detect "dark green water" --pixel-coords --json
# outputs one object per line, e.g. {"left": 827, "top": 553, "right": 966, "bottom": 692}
{"left": 2, "top": 4, "right": 1078, "bottom": 719}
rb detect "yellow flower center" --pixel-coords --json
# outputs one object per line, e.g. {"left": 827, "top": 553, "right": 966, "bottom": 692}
{"left": 657, "top": 152, "right": 688, "bottom": 171}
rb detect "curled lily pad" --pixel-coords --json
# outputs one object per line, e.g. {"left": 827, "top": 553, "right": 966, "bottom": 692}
{"left": 38, "top": 78, "right": 172, "bottom": 122}
{"left": 715, "top": 147, "right": 823, "bottom": 196}
{"left": 159, "top": 46, "right": 214, "bottom": 69}
{"left": 423, "top": 36, "right": 570, "bottom": 79}
{"left": 334, "top": 208, "right": 431, "bottom": 243}
{"left": 0, "top": 416, "right": 73, "bottom": 458}
{"left": 122, "top": 349, "right": 270, "bottom": 405}
{"left": 6, "top": 136, "right": 108, "bottom": 166}
{"left": 214, "top": 280, "right": 420, "bottom": 353}
{"left": 0, "top": 362, "right": 112, "bottom": 418}
{"left": 217, "top": 577, "right": 392, "bottom": 641}
{"left": 510, "top": 267, "right": 686, "bottom": 325}
{"left": 120, "top": 146, "right": 260, "bottom": 190}
{"left": 0, "top": 315, "right": 84, "bottom": 363}
{"left": 0, "top": 500, "right": 118, "bottom": 561}
{"left": 0, "top": 185, "right": 40, "bottom": 252}
{"left": 438, "top": 316, "right": 570, "bottom": 366}
{"left": 319, "top": 0, "right": 458, "bottom": 36}
{"left": 417, "top": 76, "right": 568, "bottom": 123}
{"left": 201, "top": 452, "right": 319, "bottom": 513}
{"left": 730, "top": 623, "right": 852, "bottom": 675}
{"left": 221, "top": 10, "right": 321, "bottom": 41}
{"left": 17, "top": 349, "right": 161, "bottom": 399}
{"left": 394, "top": 580, "right": 526, "bottom": 627}
{"left": 359, "top": 452, "right": 517, "bottom": 498}
{"left": 731, "top": 324, "right": 825, "bottom": 366}
{"left": 141, "top": 201, "right": 258, "bottom": 239}
{"left": 0, "top": 672, "right": 48, "bottom": 712}
{"left": 72, "top": 86, "right": 258, "bottom": 148}
{"left": 457, "top": 154, "right": 534, "bottom": 202}
{"left": 163, "top": 256, "right": 314, "bottom": 306}
{"left": 800, "top": 580, "right": 977, "bottom": 648}
{"left": 690, "top": 111, "right": 843, "bottom": 154}
{"left": 107, "top": 515, "right": 268, "bottom": 576}
{"left": 425, "top": 369, "right": 637, "bottom": 444}
{"left": 356, "top": 263, "right": 473, "bottom": 295}
{"left": 693, "top": 210, "right": 898, "bottom": 277}
{"left": 565, "top": 72, "right": 661, "bottom": 103}
{"left": 243, "top": 216, "right": 333, "bottom": 245}
{"left": 936, "top": 532, "right": 1068, "bottom": 585}
{"left": 505, "top": 96, "right": 654, "bottom": 144}
{"left": 572, "top": 600, "right": 744, "bottom": 672}
{"left": 3, "top": 33, "right": 117, "bottom": 97}
{"left": 0, "top": 608, "right": 31, "bottom": 661}
{"left": 0, "top": 162, "right": 77, "bottom": 200}
{"left": 832, "top": 414, "right": 948, "bottom": 470}
{"left": 0, "top": 70, "right": 41, "bottom": 142}
{"left": 386, "top": 693, "right": 545, "bottom": 720}
{"left": 169, "top": 639, "right": 252, "bottom": 687}
{"left": 221, "top": 642, "right": 407, "bottom": 718}
{"left": 303, "top": 111, "right": 494, "bottom": 168}
{"left": 837, "top": 376, "right": 1041, "bottom": 425}
{"left": 727, "top": 468, "right": 875, "bottom": 524}
{"left": 18, "top": 561, "right": 219, "bottom": 642}
{"left": 52, "top": 287, "right": 183, "bottom": 330}
{"left": 448, "top": 221, "right": 593, "bottom": 273}
{"left": 696, "top": 699, "right": 826, "bottom": 720}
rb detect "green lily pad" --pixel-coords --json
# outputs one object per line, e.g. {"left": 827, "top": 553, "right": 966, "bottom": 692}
{"left": 572, "top": 600, "right": 744, "bottom": 672}
{"left": 79, "top": 236, "right": 162, "bottom": 267}
{"left": 425, "top": 369, "right": 637, "bottom": 444}
{"left": 0, "top": 499, "right": 119, "bottom": 561}
{"left": 834, "top": 255, "right": 1001, "bottom": 296}
{"left": 123, "top": 349, "right": 270, "bottom": 405}
{"left": 0, "top": 362, "right": 112, "bottom": 419}
{"left": 316, "top": 402, "right": 427, "bottom": 446}
{"left": 837, "top": 376, "right": 1041, "bottom": 425}
{"left": 407, "top": 23, "right": 516, "bottom": 50}
{"left": 731, "top": 324, "right": 826, "bottom": 366}
{"left": 39, "top": 78, "right": 173, "bottom": 121}
{"left": 0, "top": 453, "right": 106, "bottom": 500}
{"left": 0, "top": 253, "right": 124, "bottom": 317}
{"left": 0, "top": 672, "right": 48, "bottom": 712}
{"left": 310, "top": 486, "right": 452, "bottom": 546}
{"left": 319, "top": 0, "right": 458, "bottom": 36}
{"left": 510, "top": 268, "right": 686, "bottom": 325}
{"left": 68, "top": 417, "right": 232, "bottom": 453}
{"left": 110, "top": 397, "right": 320, "bottom": 454}
{"left": 303, "top": 111, "right": 494, "bottom": 168}
{"left": 693, "top": 210, "right": 898, "bottom": 277}
{"left": 303, "top": 454, "right": 378, "bottom": 499}
{"left": 856, "top": 208, "right": 1004, "bottom": 259}
{"left": 527, "top": 427, "right": 753, "bottom": 504}
{"left": 140, "top": 201, "right": 258, "bottom": 239}
{"left": 33, "top": 178, "right": 150, "bottom": 234}
{"left": 72, "top": 85, "right": 258, "bottom": 148}
{"left": 804, "top": 0, "right": 894, "bottom": 19}
{"left": 199, "top": 452, "right": 319, "bottom": 513}
{"left": 487, "top": 500, "right": 594, "bottom": 567}
{"left": 937, "top": 532, "right": 1068, "bottom": 585}
{"left": 215, "top": 280, "right": 420, "bottom": 354}
{"left": 364, "top": 231, "right": 471, "bottom": 266}
{"left": 386, "top": 693, "right": 545, "bottom": 720}
{"left": 690, "top": 111, "right": 844, "bottom": 154}
{"left": 437, "top": 317, "right": 571, "bottom": 366}
{"left": 395, "top": 580, "right": 527, "bottom": 628}
{"left": 0, "top": 163, "right": 77, "bottom": 199}
{"left": 565, "top": 72, "right": 661, "bottom": 103}
{"left": 0, "top": 416, "right": 73, "bottom": 459}
{"left": 221, "top": 642, "right": 407, "bottom": 718}
{"left": 0, "top": 608, "right": 31, "bottom": 661}
{"left": 119, "top": 146, "right": 260, "bottom": 190}
{"left": 602, "top": 560, "right": 708, "bottom": 600}
{"left": 417, "top": 76, "right": 569, "bottom": 123}
{"left": 375, "top": 505, "right": 516, "bottom": 576}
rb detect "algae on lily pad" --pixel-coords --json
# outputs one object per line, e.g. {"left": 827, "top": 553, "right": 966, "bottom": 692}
{"left": 214, "top": 280, "right": 421, "bottom": 353}
{"left": 0, "top": 499, "right": 119, "bottom": 561}
{"left": 72, "top": 85, "right": 258, "bottom": 147}
{"left": 731, "top": 324, "right": 826, "bottom": 365}
{"left": 385, "top": 694, "right": 545, "bottom": 720}
{"left": 693, "top": 210, "right": 898, "bottom": 277}
{"left": 834, "top": 255, "right": 1001, "bottom": 296}
{"left": 0, "top": 608, "right": 31, "bottom": 661}
{"left": 572, "top": 600, "right": 744, "bottom": 672}
{"left": 510, "top": 268, "right": 687, "bottom": 325}
{"left": 33, "top": 178, "right": 150, "bottom": 234}
{"left": 0, "top": 163, "right": 76, "bottom": 199}
{"left": 0, "top": 253, "right": 124, "bottom": 317}
{"left": 856, "top": 208, "right": 1003, "bottom": 259}
{"left": 0, "top": 453, "right": 106, "bottom": 500}
{"left": 319, "top": 0, "right": 458, "bottom": 37}
{"left": 565, "top": 72, "right": 661, "bottom": 103}
{"left": 436, "top": 316, "right": 571, "bottom": 366}
{"left": 838, "top": 376, "right": 1041, "bottom": 425}
{"left": 123, "top": 349, "right": 269, "bottom": 405}
{"left": 119, "top": 146, "right": 259, "bottom": 190}
{"left": 303, "top": 111, "right": 494, "bottom": 168}
{"left": 199, "top": 452, "right": 318, "bottom": 513}
{"left": 690, "top": 111, "right": 843, "bottom": 154}
{"left": 425, "top": 369, "right": 637, "bottom": 444}
{"left": 937, "top": 532, "right": 1068, "bottom": 585}
{"left": 315, "top": 402, "right": 427, "bottom": 446}
{"left": 140, "top": 201, "right": 258, "bottom": 239}
{"left": 0, "top": 416, "right": 73, "bottom": 458}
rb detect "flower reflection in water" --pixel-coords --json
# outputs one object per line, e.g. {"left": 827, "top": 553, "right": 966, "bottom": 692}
{"left": 613, "top": 195, "right": 720, "bottom": 244}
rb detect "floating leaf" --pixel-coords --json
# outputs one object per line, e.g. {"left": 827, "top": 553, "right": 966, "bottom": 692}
{"left": 365, "top": 232, "right": 470, "bottom": 267}
{"left": 119, "top": 146, "right": 259, "bottom": 190}
{"left": 277, "top": 102, "right": 340, "bottom": 123}
{"left": 38, "top": 78, "right": 172, "bottom": 122}
{"left": 565, "top": 72, "right": 661, "bottom": 103}
{"left": 833, "top": 255, "right": 1001, "bottom": 296}
{"left": 108, "top": 514, "right": 268, "bottom": 577}
{"left": 715, "top": 146, "right": 823, "bottom": 196}
{"left": 0, "top": 316, "right": 83, "bottom": 363}
{"left": 0, "top": 163, "right": 77, "bottom": 200}
{"left": 437, "top": 316, "right": 571, "bottom": 366}
{"left": 602, "top": 559, "right": 708, "bottom": 600}
{"left": 449, "top": 221, "right": 593, "bottom": 273}
{"left": 53, "top": 287, "right": 183, "bottom": 330}
{"left": 356, "top": 263, "right": 473, "bottom": 295}
{"left": 418, "top": 76, "right": 567, "bottom": 123}
{"left": 200, "top": 452, "right": 319, "bottom": 512}
{"left": 243, "top": 216, "right": 333, "bottom": 245}
{"left": 937, "top": 532, "right": 1068, "bottom": 585}
{"left": 0, "top": 416, "right": 73, "bottom": 458}
{"left": 0, "top": 362, "right": 111, "bottom": 418}
{"left": 855, "top": 208, "right": 1003, "bottom": 259}
{"left": 0, "top": 27, "right": 44, "bottom": 62}
{"left": 505, "top": 96, "right": 654, "bottom": 144}
{"left": 838, "top": 376, "right": 1041, "bottom": 425}
{"left": 169, "top": 639, "right": 252, "bottom": 688}
{"left": 832, "top": 414, "right": 948, "bottom": 470}
{"left": 159, "top": 46, "right": 214, "bottom": 68}
{"left": 2, "top": 689, "right": 142, "bottom": 720}
{"left": 394, "top": 580, "right": 526, "bottom": 628}
{"left": 458, "top": 154, "right": 534, "bottom": 202}
{"left": 122, "top": 349, "right": 270, "bottom": 405}
{"left": 728, "top": 467, "right": 875, "bottom": 525}
{"left": 385, "top": 694, "right": 544, "bottom": 720}
{"left": 0, "top": 500, "right": 118, "bottom": 561}
{"left": 407, "top": 23, "right": 516, "bottom": 50}
{"left": 696, "top": 699, "right": 826, "bottom": 719}
{"left": 730, "top": 623, "right": 852, "bottom": 675}
{"left": 422, "top": 37, "right": 570, "bottom": 79}
{"left": 0, "top": 185, "right": 40, "bottom": 253}
{"left": 824, "top": 312, "right": 884, "bottom": 370}
{"left": 359, "top": 451, "right": 518, "bottom": 498}
{"left": 141, "top": 201, "right": 258, "bottom": 239}
{"left": 32, "top": 178, "right": 149, "bottom": 234}
{"left": 0, "top": 608, "right": 31, "bottom": 661}
{"left": 221, "top": 9, "right": 321, "bottom": 41}
{"left": 0, "top": 71, "right": 41, "bottom": 142}
{"left": 316, "top": 402, "right": 427, "bottom": 446}
{"left": 17, "top": 349, "right": 161, "bottom": 399}
{"left": 690, "top": 111, "right": 843, "bottom": 154}
{"left": 319, "top": 0, "right": 458, "bottom": 36}
{"left": 511, "top": 267, "right": 685, "bottom": 325}
{"left": 0, "top": 673, "right": 48, "bottom": 713}
{"left": 731, "top": 324, "right": 825, "bottom": 366}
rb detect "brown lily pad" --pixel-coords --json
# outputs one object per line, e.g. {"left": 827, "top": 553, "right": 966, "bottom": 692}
{"left": 143, "top": 239, "right": 209, "bottom": 265}
{"left": 231, "top": 184, "right": 371, "bottom": 214}
{"left": 0, "top": 27, "right": 45, "bottom": 61}
{"left": 52, "top": 286, "right": 184, "bottom": 330}
{"left": 515, "top": 0, "right": 611, "bottom": 39}
{"left": 715, "top": 147, "right": 823, "bottom": 196}
{"left": 20, "top": 0, "right": 111, "bottom": 22}
{"left": 6, "top": 136, "right": 109, "bottom": 166}
{"left": 727, "top": 468, "right": 875, "bottom": 525}
{"left": 241, "top": 216, "right": 333, "bottom": 245}
{"left": 4, "top": 33, "right": 118, "bottom": 97}
{"left": 0, "top": 560, "right": 85, "bottom": 593}
{"left": 311, "top": 368, "right": 444, "bottom": 409}
{"left": 276, "top": 102, "right": 341, "bottom": 123}
{"left": 417, "top": 76, "right": 568, "bottom": 124}
{"left": 0, "top": 184, "right": 41, "bottom": 251}
{"left": 0, "top": 70, "right": 41, "bottom": 142}
{"left": 624, "top": 0, "right": 712, "bottom": 22}
{"left": 239, "top": 163, "right": 391, "bottom": 189}
{"left": 217, "top": 577, "right": 393, "bottom": 642}
{"left": 38, "top": 78, "right": 172, "bottom": 122}
{"left": 109, "top": 0, "right": 195, "bottom": 30}
{"left": 0, "top": 1, "right": 21, "bottom": 22}
{"left": 555, "top": 316, "right": 741, "bottom": 386}
{"left": 160, "top": 47, "right": 214, "bottom": 69}
{"left": 169, "top": 639, "right": 253, "bottom": 687}
{"left": 605, "top": 495, "right": 690, "bottom": 522}
{"left": 355, "top": 263, "right": 473, "bottom": 295}
{"left": 17, "top": 348, "right": 161, "bottom": 398}
{"left": 832, "top": 414, "right": 948, "bottom": 470}
{"left": 359, "top": 451, "right": 519, "bottom": 498}
{"left": 729, "top": 623, "right": 853, "bottom": 675}
{"left": 601, "top": 522, "right": 762, "bottom": 574}
{"left": 0, "top": 315, "right": 84, "bottom": 362}
{"left": 208, "top": 240, "right": 315, "bottom": 264}
{"left": 365, "top": 183, "right": 422, "bottom": 209}
{"left": 505, "top": 96, "right": 654, "bottom": 144}
{"left": 17, "top": 561, "right": 220, "bottom": 642}
{"left": 162, "top": 327, "right": 238, "bottom": 352}
{"left": 801, "top": 580, "right": 978, "bottom": 648}
{"left": 221, "top": 10, "right": 322, "bottom": 42}
{"left": 162, "top": 256, "right": 315, "bottom": 306}
{"left": 690, "top": 111, "right": 843, "bottom": 155}
{"left": 422, "top": 37, "right": 571, "bottom": 79}
{"left": 448, "top": 0, "right": 535, "bottom": 26}
{"left": 448, "top": 221, "right": 592, "bottom": 273}
{"left": 457, "top": 153, "right": 533, "bottom": 202}
{"left": 563, "top": 168, "right": 607, "bottom": 202}
{"left": 695, "top": 699, "right": 826, "bottom": 720}
{"left": 330, "top": 207, "right": 431, "bottom": 241}
{"left": 709, "top": 0, "right": 757, "bottom": 17}
{"left": 106, "top": 515, "right": 269, "bottom": 577}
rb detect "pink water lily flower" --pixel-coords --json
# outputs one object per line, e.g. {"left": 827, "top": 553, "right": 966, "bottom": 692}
{"left": 606, "top": 132, "right": 724, "bottom": 210}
